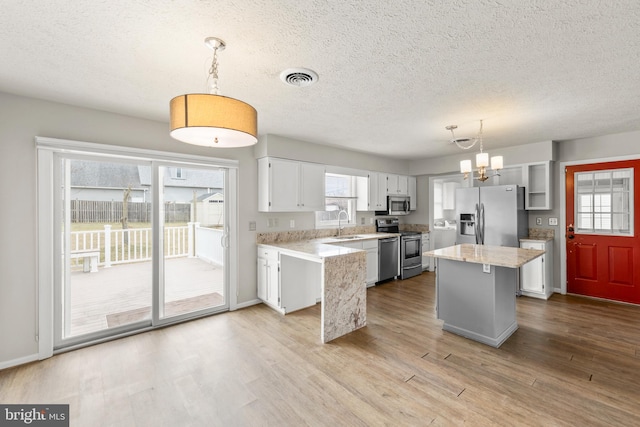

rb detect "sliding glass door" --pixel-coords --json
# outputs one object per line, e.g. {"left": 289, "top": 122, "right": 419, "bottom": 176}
{"left": 52, "top": 153, "right": 229, "bottom": 348}
{"left": 157, "top": 165, "right": 228, "bottom": 321}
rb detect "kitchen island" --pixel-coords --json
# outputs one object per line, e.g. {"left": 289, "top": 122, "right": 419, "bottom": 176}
{"left": 424, "top": 244, "right": 544, "bottom": 348}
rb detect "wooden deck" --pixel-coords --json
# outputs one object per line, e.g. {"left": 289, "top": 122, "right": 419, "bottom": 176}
{"left": 69, "top": 257, "right": 224, "bottom": 336}
{"left": 2, "top": 272, "right": 640, "bottom": 425}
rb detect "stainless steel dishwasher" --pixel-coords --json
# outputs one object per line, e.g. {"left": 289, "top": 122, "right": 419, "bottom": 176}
{"left": 378, "top": 236, "right": 399, "bottom": 282}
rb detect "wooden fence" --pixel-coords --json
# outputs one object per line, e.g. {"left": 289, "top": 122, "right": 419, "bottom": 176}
{"left": 70, "top": 200, "right": 190, "bottom": 223}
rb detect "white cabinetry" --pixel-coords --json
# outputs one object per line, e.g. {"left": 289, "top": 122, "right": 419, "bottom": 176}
{"left": 257, "top": 246, "right": 280, "bottom": 308}
{"left": 421, "top": 232, "right": 431, "bottom": 271}
{"left": 520, "top": 240, "right": 553, "bottom": 299}
{"left": 524, "top": 161, "right": 552, "bottom": 210}
{"left": 356, "top": 172, "right": 387, "bottom": 211}
{"left": 363, "top": 240, "right": 379, "bottom": 286}
{"left": 258, "top": 157, "right": 325, "bottom": 212}
{"left": 408, "top": 176, "right": 417, "bottom": 210}
{"left": 387, "top": 174, "right": 408, "bottom": 195}
{"left": 257, "top": 245, "right": 321, "bottom": 313}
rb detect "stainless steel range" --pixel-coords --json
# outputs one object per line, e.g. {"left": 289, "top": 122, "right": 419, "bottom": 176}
{"left": 376, "top": 218, "right": 423, "bottom": 280}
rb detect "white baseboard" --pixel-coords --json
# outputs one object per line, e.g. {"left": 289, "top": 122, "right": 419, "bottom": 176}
{"left": 232, "top": 298, "right": 262, "bottom": 310}
{"left": 0, "top": 353, "right": 39, "bottom": 371}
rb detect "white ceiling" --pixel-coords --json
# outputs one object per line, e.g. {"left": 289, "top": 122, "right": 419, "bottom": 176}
{"left": 1, "top": 1, "right": 639, "bottom": 159}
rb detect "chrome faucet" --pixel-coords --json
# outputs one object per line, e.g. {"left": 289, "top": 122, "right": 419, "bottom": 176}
{"left": 337, "top": 209, "right": 349, "bottom": 236}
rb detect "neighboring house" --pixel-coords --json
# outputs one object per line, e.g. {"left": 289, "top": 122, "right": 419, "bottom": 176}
{"left": 70, "top": 160, "right": 224, "bottom": 203}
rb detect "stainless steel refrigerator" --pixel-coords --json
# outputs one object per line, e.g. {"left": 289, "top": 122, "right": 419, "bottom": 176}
{"left": 455, "top": 185, "right": 528, "bottom": 247}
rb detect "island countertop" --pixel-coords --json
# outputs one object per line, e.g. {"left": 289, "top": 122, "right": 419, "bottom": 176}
{"left": 424, "top": 244, "right": 544, "bottom": 268}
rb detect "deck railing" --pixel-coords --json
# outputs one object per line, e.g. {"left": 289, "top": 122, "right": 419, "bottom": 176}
{"left": 69, "top": 223, "right": 222, "bottom": 269}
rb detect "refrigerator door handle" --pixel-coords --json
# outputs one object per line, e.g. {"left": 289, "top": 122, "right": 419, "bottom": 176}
{"left": 474, "top": 203, "right": 480, "bottom": 244}
{"left": 479, "top": 203, "right": 485, "bottom": 245}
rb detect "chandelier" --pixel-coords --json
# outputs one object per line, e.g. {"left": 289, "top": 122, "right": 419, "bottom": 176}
{"left": 447, "top": 120, "right": 503, "bottom": 182}
{"left": 170, "top": 37, "right": 258, "bottom": 148}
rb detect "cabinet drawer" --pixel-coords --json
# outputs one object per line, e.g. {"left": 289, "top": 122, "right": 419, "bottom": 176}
{"left": 521, "top": 241, "right": 544, "bottom": 250}
{"left": 258, "top": 246, "right": 279, "bottom": 261}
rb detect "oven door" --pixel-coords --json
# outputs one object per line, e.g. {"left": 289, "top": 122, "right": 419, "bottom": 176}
{"left": 401, "top": 235, "right": 422, "bottom": 279}
{"left": 401, "top": 235, "right": 422, "bottom": 263}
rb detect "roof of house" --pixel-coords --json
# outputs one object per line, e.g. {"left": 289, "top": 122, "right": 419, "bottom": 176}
{"left": 70, "top": 160, "right": 224, "bottom": 189}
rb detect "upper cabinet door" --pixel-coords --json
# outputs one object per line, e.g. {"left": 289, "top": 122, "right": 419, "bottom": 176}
{"left": 299, "top": 162, "right": 325, "bottom": 211}
{"left": 375, "top": 173, "right": 388, "bottom": 210}
{"left": 258, "top": 157, "right": 325, "bottom": 212}
{"left": 387, "top": 174, "right": 409, "bottom": 195}
{"left": 268, "top": 158, "right": 301, "bottom": 211}
{"left": 408, "top": 176, "right": 417, "bottom": 210}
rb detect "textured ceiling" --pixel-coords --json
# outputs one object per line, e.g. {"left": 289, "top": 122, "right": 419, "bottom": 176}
{"left": 1, "top": 1, "right": 639, "bottom": 159}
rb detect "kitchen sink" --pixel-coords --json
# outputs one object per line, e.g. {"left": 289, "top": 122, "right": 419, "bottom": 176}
{"left": 337, "top": 235, "right": 362, "bottom": 240}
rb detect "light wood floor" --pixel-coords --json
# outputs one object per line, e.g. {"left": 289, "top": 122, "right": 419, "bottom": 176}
{"left": 2, "top": 272, "right": 640, "bottom": 426}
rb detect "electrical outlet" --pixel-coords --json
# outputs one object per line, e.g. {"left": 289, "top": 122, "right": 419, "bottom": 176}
{"left": 549, "top": 217, "right": 558, "bottom": 226}
{"left": 361, "top": 217, "right": 365, "bottom": 225}
{"left": 482, "top": 264, "right": 491, "bottom": 273}
{"left": 289, "top": 219, "right": 295, "bottom": 228}
{"left": 249, "top": 221, "right": 256, "bottom": 231}
{"left": 370, "top": 218, "right": 374, "bottom": 224}
{"left": 536, "top": 217, "right": 542, "bottom": 225}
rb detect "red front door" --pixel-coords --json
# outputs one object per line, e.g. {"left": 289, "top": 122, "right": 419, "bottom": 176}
{"left": 566, "top": 160, "right": 640, "bottom": 304}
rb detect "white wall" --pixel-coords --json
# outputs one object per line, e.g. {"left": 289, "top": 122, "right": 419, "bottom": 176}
{"left": 0, "top": 91, "right": 259, "bottom": 366}
{"left": 408, "top": 140, "right": 555, "bottom": 176}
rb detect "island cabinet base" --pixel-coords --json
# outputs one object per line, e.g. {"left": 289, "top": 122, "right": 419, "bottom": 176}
{"left": 436, "top": 258, "right": 518, "bottom": 348}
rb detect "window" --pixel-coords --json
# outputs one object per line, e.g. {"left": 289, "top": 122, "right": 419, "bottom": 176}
{"left": 575, "top": 168, "right": 633, "bottom": 235}
{"left": 171, "top": 167, "right": 185, "bottom": 179}
{"left": 315, "top": 173, "right": 357, "bottom": 228}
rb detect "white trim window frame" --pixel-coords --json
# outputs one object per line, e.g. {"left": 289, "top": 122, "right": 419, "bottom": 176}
{"left": 574, "top": 168, "right": 634, "bottom": 236}
{"left": 315, "top": 173, "right": 357, "bottom": 229}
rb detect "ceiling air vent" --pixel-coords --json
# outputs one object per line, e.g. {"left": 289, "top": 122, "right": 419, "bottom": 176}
{"left": 280, "top": 68, "right": 318, "bottom": 87}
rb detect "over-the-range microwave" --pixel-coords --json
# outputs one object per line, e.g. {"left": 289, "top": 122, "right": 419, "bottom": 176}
{"left": 376, "top": 195, "right": 410, "bottom": 216}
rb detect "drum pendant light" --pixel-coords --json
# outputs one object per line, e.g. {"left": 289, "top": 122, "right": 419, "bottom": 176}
{"left": 170, "top": 37, "right": 258, "bottom": 148}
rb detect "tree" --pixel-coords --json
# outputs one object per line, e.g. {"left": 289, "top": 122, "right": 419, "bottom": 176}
{"left": 121, "top": 186, "right": 132, "bottom": 244}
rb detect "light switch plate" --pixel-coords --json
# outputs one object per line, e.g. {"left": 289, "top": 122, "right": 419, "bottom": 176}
{"left": 482, "top": 264, "right": 491, "bottom": 273}
{"left": 549, "top": 217, "right": 558, "bottom": 226}
{"left": 536, "top": 217, "right": 542, "bottom": 225}
{"left": 249, "top": 221, "right": 256, "bottom": 231}
{"left": 289, "top": 219, "right": 295, "bottom": 228}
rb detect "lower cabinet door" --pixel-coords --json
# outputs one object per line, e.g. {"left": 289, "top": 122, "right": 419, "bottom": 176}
{"left": 257, "top": 258, "right": 268, "bottom": 301}
{"left": 520, "top": 242, "right": 544, "bottom": 294}
{"left": 266, "top": 260, "right": 280, "bottom": 307}
{"left": 366, "top": 248, "right": 378, "bottom": 285}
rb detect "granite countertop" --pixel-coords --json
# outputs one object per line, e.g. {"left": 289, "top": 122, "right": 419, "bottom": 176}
{"left": 520, "top": 237, "right": 554, "bottom": 242}
{"left": 424, "top": 244, "right": 544, "bottom": 268}
{"left": 259, "top": 233, "right": 400, "bottom": 259}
